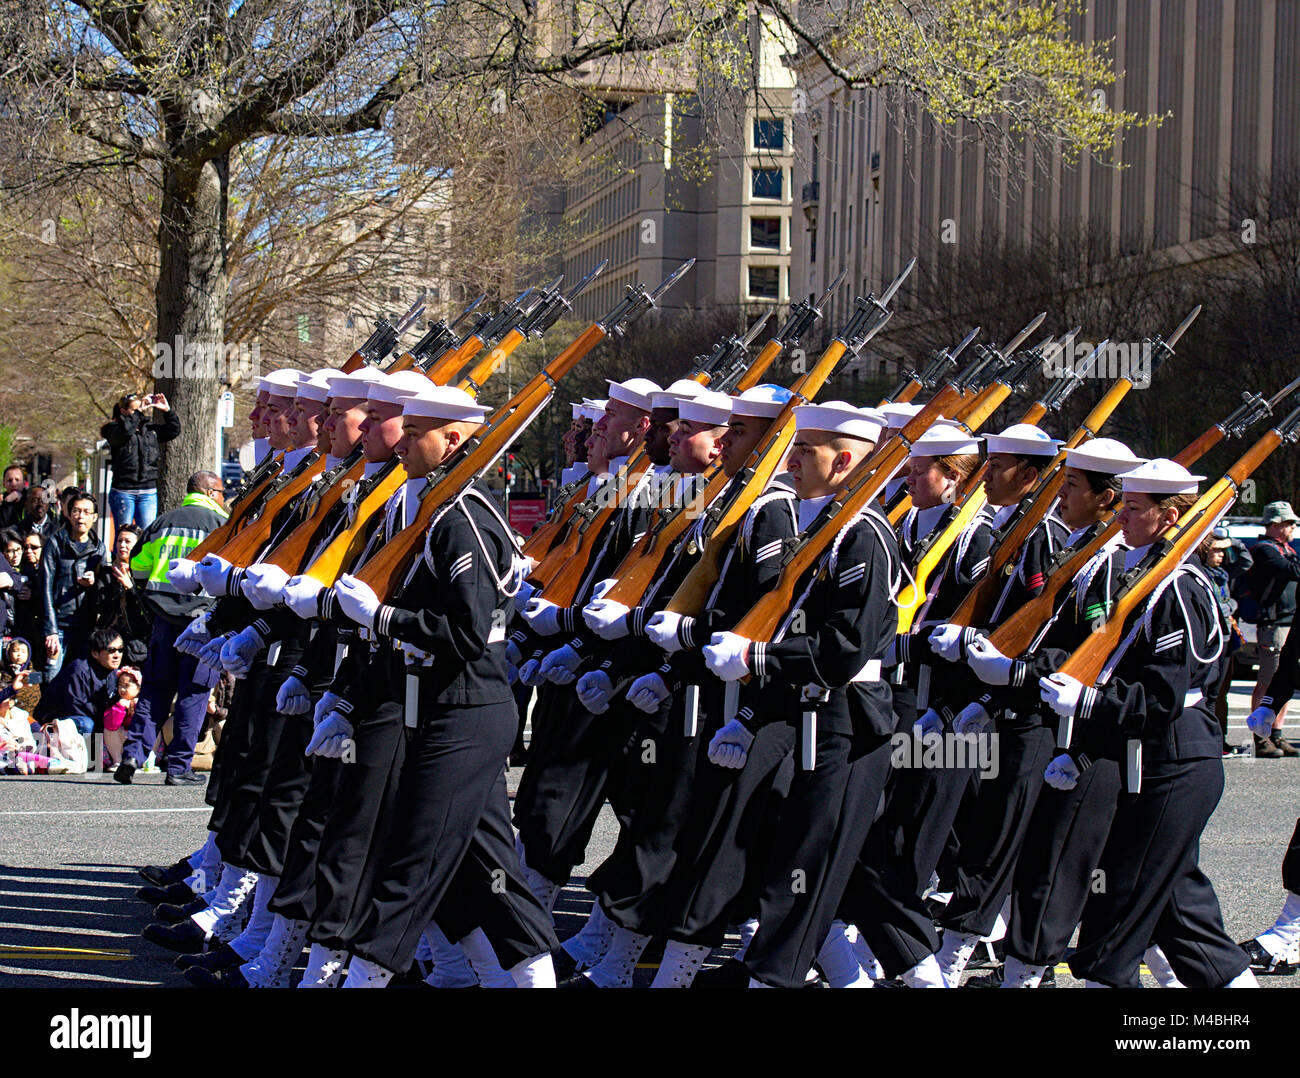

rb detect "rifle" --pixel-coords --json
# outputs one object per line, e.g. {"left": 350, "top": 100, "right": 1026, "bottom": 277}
{"left": 726, "top": 312, "right": 1049, "bottom": 647}
{"left": 879, "top": 324, "right": 975, "bottom": 407}
{"left": 1054, "top": 400, "right": 1300, "bottom": 689}
{"left": 259, "top": 275, "right": 580, "bottom": 579}
{"left": 384, "top": 294, "right": 488, "bottom": 376}
{"left": 661, "top": 266, "right": 917, "bottom": 617}
{"left": 338, "top": 298, "right": 426, "bottom": 373}
{"left": 947, "top": 308, "right": 1200, "bottom": 629}
{"left": 987, "top": 376, "right": 1300, "bottom": 659}
{"left": 891, "top": 338, "right": 1104, "bottom": 634}
{"left": 524, "top": 300, "right": 788, "bottom": 595}
{"left": 341, "top": 261, "right": 696, "bottom": 599}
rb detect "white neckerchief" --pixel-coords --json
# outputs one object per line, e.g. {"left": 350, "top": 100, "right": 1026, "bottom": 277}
{"left": 798, "top": 494, "right": 833, "bottom": 532}
{"left": 1066, "top": 524, "right": 1092, "bottom": 547}
{"left": 990, "top": 503, "right": 1017, "bottom": 530}
{"left": 402, "top": 479, "right": 424, "bottom": 528}
{"left": 254, "top": 438, "right": 270, "bottom": 460}
{"left": 282, "top": 446, "right": 312, "bottom": 472}
{"left": 915, "top": 503, "right": 948, "bottom": 540}
{"left": 588, "top": 455, "right": 627, "bottom": 497}
{"left": 561, "top": 463, "right": 586, "bottom": 486}
{"left": 1124, "top": 542, "right": 1154, "bottom": 571}
{"left": 363, "top": 460, "right": 385, "bottom": 479}
{"left": 324, "top": 454, "right": 341, "bottom": 470}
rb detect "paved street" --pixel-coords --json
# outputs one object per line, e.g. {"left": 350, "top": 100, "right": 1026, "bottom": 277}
{"left": 2, "top": 682, "right": 1297, "bottom": 989}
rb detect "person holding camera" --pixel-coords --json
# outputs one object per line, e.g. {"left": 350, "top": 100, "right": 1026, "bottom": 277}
{"left": 101, "top": 391, "right": 182, "bottom": 529}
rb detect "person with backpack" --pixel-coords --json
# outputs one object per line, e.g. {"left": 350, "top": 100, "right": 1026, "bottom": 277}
{"left": 1248, "top": 501, "right": 1300, "bottom": 757}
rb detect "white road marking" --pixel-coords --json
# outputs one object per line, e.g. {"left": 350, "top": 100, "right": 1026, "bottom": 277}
{"left": 0, "top": 807, "right": 210, "bottom": 817}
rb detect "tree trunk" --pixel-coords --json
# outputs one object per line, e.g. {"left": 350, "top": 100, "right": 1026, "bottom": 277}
{"left": 153, "top": 153, "right": 229, "bottom": 511}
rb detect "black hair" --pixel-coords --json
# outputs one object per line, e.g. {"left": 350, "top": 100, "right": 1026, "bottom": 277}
{"left": 89, "top": 627, "right": 124, "bottom": 654}
{"left": 1077, "top": 466, "right": 1124, "bottom": 500}
{"left": 1, "top": 527, "right": 22, "bottom": 549}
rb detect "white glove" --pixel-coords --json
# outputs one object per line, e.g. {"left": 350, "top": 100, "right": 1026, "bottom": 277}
{"left": 707, "top": 718, "right": 755, "bottom": 769}
{"left": 592, "top": 578, "right": 617, "bottom": 601}
{"left": 243, "top": 563, "right": 290, "bottom": 610}
{"left": 521, "top": 598, "right": 563, "bottom": 636}
{"left": 194, "top": 661, "right": 221, "bottom": 689}
{"left": 0, "top": 571, "right": 14, "bottom": 590}
{"left": 627, "top": 672, "right": 670, "bottom": 714}
{"left": 220, "top": 625, "right": 266, "bottom": 678}
{"left": 518, "top": 657, "right": 546, "bottom": 687}
{"left": 507, "top": 662, "right": 519, "bottom": 685}
{"left": 967, "top": 635, "right": 1012, "bottom": 686}
{"left": 197, "top": 633, "right": 232, "bottom": 669}
{"left": 312, "top": 691, "right": 342, "bottom": 728}
{"left": 1039, "top": 673, "right": 1085, "bottom": 719}
{"left": 928, "top": 623, "right": 964, "bottom": 662}
{"left": 952, "top": 701, "right": 994, "bottom": 736}
{"left": 175, "top": 619, "right": 211, "bottom": 657}
{"left": 167, "top": 558, "right": 202, "bottom": 593}
{"left": 703, "top": 632, "right": 751, "bottom": 682}
{"left": 1247, "top": 706, "right": 1278, "bottom": 739}
{"left": 576, "top": 671, "right": 615, "bottom": 714}
{"left": 645, "top": 611, "right": 692, "bottom": 652}
{"left": 505, "top": 638, "right": 523, "bottom": 667}
{"left": 583, "top": 599, "right": 631, "bottom": 641}
{"left": 540, "top": 645, "right": 582, "bottom": 685}
{"left": 304, "top": 712, "right": 354, "bottom": 758}
{"left": 335, "top": 574, "right": 381, "bottom": 630}
{"left": 276, "top": 676, "right": 312, "bottom": 715}
{"left": 282, "top": 575, "right": 325, "bottom": 620}
{"left": 1044, "top": 754, "right": 1080, "bottom": 790}
{"left": 912, "top": 708, "right": 944, "bottom": 739}
{"left": 513, "top": 579, "right": 537, "bottom": 614}
{"left": 194, "top": 554, "right": 234, "bottom": 596}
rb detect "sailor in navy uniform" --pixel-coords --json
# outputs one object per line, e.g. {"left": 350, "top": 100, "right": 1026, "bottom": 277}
{"left": 510, "top": 377, "right": 668, "bottom": 910}
{"left": 1040, "top": 458, "right": 1256, "bottom": 988}
{"left": 702, "top": 401, "right": 901, "bottom": 989}
{"left": 315, "top": 384, "right": 558, "bottom": 987}
{"left": 840, "top": 420, "right": 994, "bottom": 987}
{"left": 931, "top": 437, "right": 1143, "bottom": 985}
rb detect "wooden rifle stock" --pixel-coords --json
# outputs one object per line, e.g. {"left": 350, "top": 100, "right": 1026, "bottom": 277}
{"left": 1057, "top": 429, "right": 1283, "bottom": 686}
{"left": 201, "top": 457, "right": 326, "bottom": 565}
{"left": 187, "top": 463, "right": 284, "bottom": 560}
{"left": 354, "top": 324, "right": 610, "bottom": 600}
{"left": 986, "top": 420, "right": 1233, "bottom": 658}
{"left": 523, "top": 481, "right": 591, "bottom": 558}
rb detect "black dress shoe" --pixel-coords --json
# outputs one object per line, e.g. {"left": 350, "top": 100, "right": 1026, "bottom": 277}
{"left": 689, "top": 958, "right": 750, "bottom": 989}
{"left": 165, "top": 770, "right": 207, "bottom": 786}
{"left": 176, "top": 944, "right": 243, "bottom": 973}
{"left": 185, "top": 964, "right": 250, "bottom": 988}
{"left": 964, "top": 964, "right": 1056, "bottom": 988}
{"left": 137, "top": 881, "right": 197, "bottom": 906}
{"left": 1240, "top": 937, "right": 1297, "bottom": 976}
{"left": 550, "top": 946, "right": 578, "bottom": 981}
{"left": 139, "top": 858, "right": 194, "bottom": 887}
{"left": 152, "top": 897, "right": 208, "bottom": 924}
{"left": 558, "top": 973, "right": 600, "bottom": 988}
{"left": 142, "top": 919, "right": 209, "bottom": 954}
{"left": 114, "top": 760, "right": 136, "bottom": 785}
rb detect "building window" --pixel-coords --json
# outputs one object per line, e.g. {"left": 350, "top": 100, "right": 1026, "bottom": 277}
{"left": 751, "top": 168, "right": 783, "bottom": 200}
{"left": 750, "top": 217, "right": 781, "bottom": 250}
{"left": 809, "top": 229, "right": 817, "bottom": 264}
{"left": 748, "top": 266, "right": 780, "bottom": 300}
{"left": 754, "top": 118, "right": 784, "bottom": 151}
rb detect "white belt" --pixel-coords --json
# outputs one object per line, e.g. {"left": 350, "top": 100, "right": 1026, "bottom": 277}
{"left": 852, "top": 659, "right": 882, "bottom": 684}
{"left": 1183, "top": 690, "right": 1204, "bottom": 708}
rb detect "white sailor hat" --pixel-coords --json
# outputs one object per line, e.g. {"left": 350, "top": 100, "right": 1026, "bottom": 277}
{"left": 909, "top": 421, "right": 981, "bottom": 458}
{"left": 580, "top": 398, "right": 607, "bottom": 422}
{"left": 649, "top": 379, "right": 705, "bottom": 411}
{"left": 327, "top": 367, "right": 384, "bottom": 401}
{"left": 295, "top": 368, "right": 336, "bottom": 403}
{"left": 570, "top": 402, "right": 586, "bottom": 420}
{"left": 606, "top": 377, "right": 662, "bottom": 411}
{"left": 260, "top": 368, "right": 304, "bottom": 397}
{"left": 367, "top": 370, "right": 433, "bottom": 406}
{"left": 678, "top": 390, "right": 733, "bottom": 427}
{"left": 793, "top": 400, "right": 885, "bottom": 443}
{"left": 402, "top": 385, "right": 489, "bottom": 423}
{"left": 983, "top": 423, "right": 1063, "bottom": 457}
{"left": 1118, "top": 458, "right": 1204, "bottom": 496}
{"left": 731, "top": 384, "right": 793, "bottom": 419}
{"left": 880, "top": 402, "right": 924, "bottom": 430}
{"left": 1064, "top": 437, "right": 1145, "bottom": 476}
